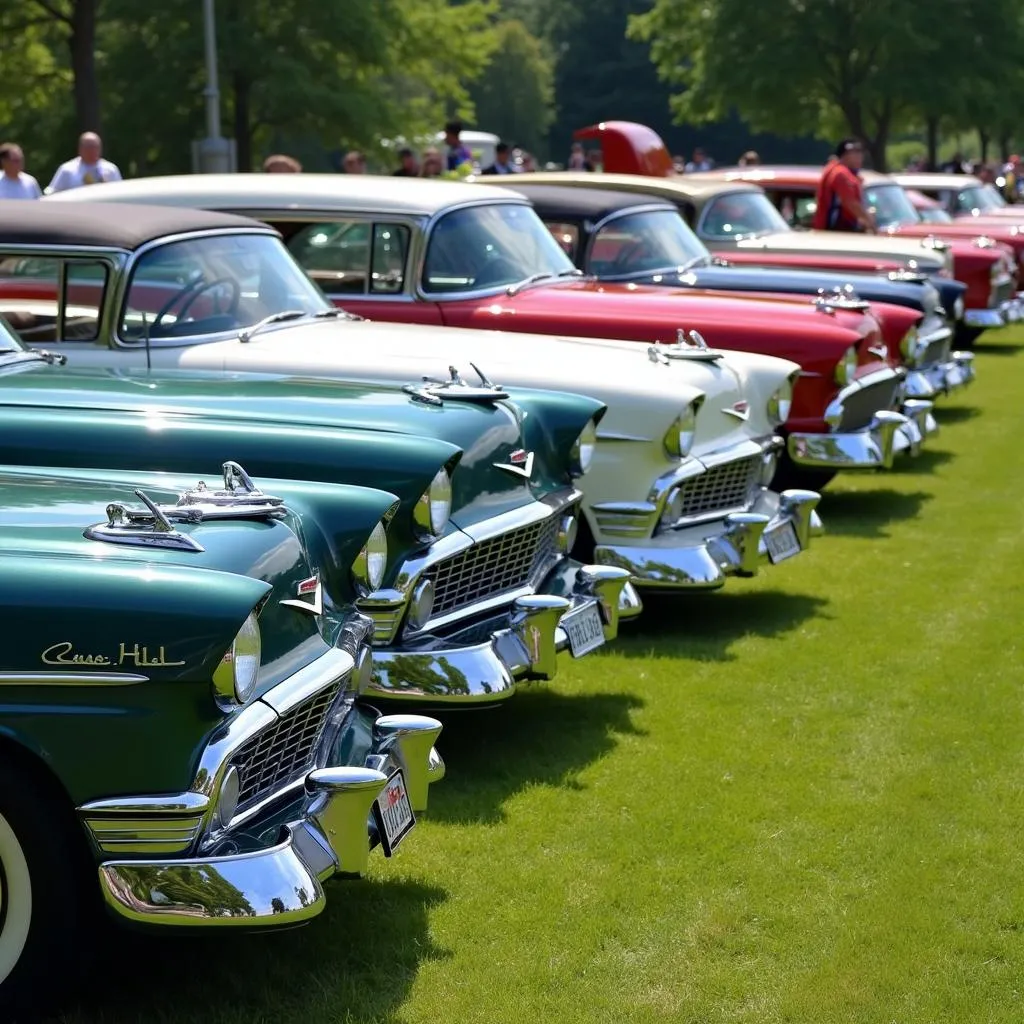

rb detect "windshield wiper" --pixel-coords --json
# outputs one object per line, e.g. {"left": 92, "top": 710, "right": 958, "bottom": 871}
{"left": 237, "top": 310, "right": 307, "bottom": 343}
{"left": 311, "top": 307, "right": 363, "bottom": 322}
{"left": 506, "top": 272, "right": 556, "bottom": 297}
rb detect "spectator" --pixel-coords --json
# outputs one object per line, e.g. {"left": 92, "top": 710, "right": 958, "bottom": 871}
{"left": 342, "top": 150, "right": 366, "bottom": 174}
{"left": 567, "top": 142, "right": 593, "bottom": 171}
{"left": 262, "top": 154, "right": 302, "bottom": 173}
{"left": 421, "top": 148, "right": 443, "bottom": 178}
{"left": 519, "top": 151, "right": 537, "bottom": 173}
{"left": 672, "top": 154, "right": 687, "bottom": 174}
{"left": 47, "top": 132, "right": 122, "bottom": 192}
{"left": 443, "top": 120, "right": 473, "bottom": 173}
{"left": 812, "top": 138, "right": 875, "bottom": 233}
{"left": 684, "top": 147, "right": 713, "bottom": 172}
{"left": 973, "top": 162, "right": 995, "bottom": 185}
{"left": 738, "top": 150, "right": 760, "bottom": 168}
{"left": 586, "top": 149, "right": 602, "bottom": 172}
{"left": 0, "top": 142, "right": 41, "bottom": 200}
{"left": 392, "top": 147, "right": 420, "bottom": 177}
{"left": 481, "top": 142, "right": 517, "bottom": 176}
{"left": 940, "top": 151, "right": 967, "bottom": 174}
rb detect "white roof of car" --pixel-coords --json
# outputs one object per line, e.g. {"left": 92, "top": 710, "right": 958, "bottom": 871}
{"left": 44, "top": 173, "right": 525, "bottom": 217}
{"left": 892, "top": 172, "right": 982, "bottom": 190}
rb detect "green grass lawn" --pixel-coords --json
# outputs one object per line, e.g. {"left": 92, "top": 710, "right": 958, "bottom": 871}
{"left": 50, "top": 332, "right": 1024, "bottom": 1024}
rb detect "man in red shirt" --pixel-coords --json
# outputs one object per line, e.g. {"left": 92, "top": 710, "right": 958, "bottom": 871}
{"left": 812, "top": 139, "right": 876, "bottom": 233}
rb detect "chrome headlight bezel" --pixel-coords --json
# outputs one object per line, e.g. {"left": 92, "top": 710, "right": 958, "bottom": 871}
{"left": 766, "top": 377, "right": 794, "bottom": 427}
{"left": 569, "top": 418, "right": 599, "bottom": 478}
{"left": 663, "top": 399, "right": 702, "bottom": 459}
{"left": 352, "top": 520, "right": 389, "bottom": 595}
{"left": 413, "top": 466, "right": 452, "bottom": 542}
{"left": 834, "top": 345, "right": 859, "bottom": 387}
{"left": 212, "top": 609, "right": 262, "bottom": 707}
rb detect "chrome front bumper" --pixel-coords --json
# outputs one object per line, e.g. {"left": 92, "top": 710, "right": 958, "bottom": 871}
{"left": 788, "top": 409, "right": 910, "bottom": 470}
{"left": 592, "top": 487, "right": 822, "bottom": 590}
{"left": 894, "top": 399, "right": 937, "bottom": 456}
{"left": 963, "top": 296, "right": 1023, "bottom": 328}
{"left": 95, "top": 708, "right": 446, "bottom": 928}
{"left": 904, "top": 351, "right": 976, "bottom": 398}
{"left": 365, "top": 561, "right": 636, "bottom": 705}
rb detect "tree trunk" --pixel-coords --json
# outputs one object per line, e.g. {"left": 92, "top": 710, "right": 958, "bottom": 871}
{"left": 233, "top": 72, "right": 252, "bottom": 171}
{"left": 979, "top": 130, "right": 990, "bottom": 162}
{"left": 1000, "top": 134, "right": 1011, "bottom": 162}
{"left": 926, "top": 115, "right": 939, "bottom": 171}
{"left": 68, "top": 0, "right": 100, "bottom": 133}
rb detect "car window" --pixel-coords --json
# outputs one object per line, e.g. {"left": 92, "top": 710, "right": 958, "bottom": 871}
{"left": 119, "top": 233, "right": 327, "bottom": 341}
{"left": 286, "top": 220, "right": 371, "bottom": 294}
{"left": 0, "top": 257, "right": 107, "bottom": 343}
{"left": 699, "top": 191, "right": 791, "bottom": 240}
{"left": 545, "top": 222, "right": 580, "bottom": 261}
{"left": 588, "top": 209, "right": 707, "bottom": 276}
{"left": 370, "top": 224, "right": 411, "bottom": 294}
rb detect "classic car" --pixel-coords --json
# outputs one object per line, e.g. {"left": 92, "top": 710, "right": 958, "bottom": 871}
{"left": 893, "top": 172, "right": 1024, "bottom": 223}
{"left": 521, "top": 122, "right": 969, "bottom": 319}
{"left": 13, "top": 200, "right": 824, "bottom": 591}
{"left": 0, "top": 462, "right": 445, "bottom": 1016}
{"left": 708, "top": 165, "right": 1022, "bottom": 341}
{"left": 48, "top": 181, "right": 931, "bottom": 493}
{"left": 0, "top": 324, "right": 633, "bottom": 706}
{"left": 512, "top": 181, "right": 973, "bottom": 399}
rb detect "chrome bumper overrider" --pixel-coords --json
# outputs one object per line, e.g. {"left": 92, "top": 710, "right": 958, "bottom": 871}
{"left": 364, "top": 561, "right": 635, "bottom": 704}
{"left": 593, "top": 487, "right": 822, "bottom": 589}
{"left": 904, "top": 352, "right": 976, "bottom": 398}
{"left": 788, "top": 409, "right": 909, "bottom": 470}
{"left": 894, "top": 399, "right": 937, "bottom": 456}
{"left": 94, "top": 703, "right": 446, "bottom": 928}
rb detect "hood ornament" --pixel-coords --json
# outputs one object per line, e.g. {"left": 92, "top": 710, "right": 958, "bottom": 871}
{"left": 814, "top": 285, "right": 871, "bottom": 315}
{"left": 887, "top": 268, "right": 928, "bottom": 283}
{"left": 647, "top": 328, "right": 723, "bottom": 365}
{"left": 494, "top": 448, "right": 535, "bottom": 480}
{"left": 280, "top": 573, "right": 324, "bottom": 616}
{"left": 84, "top": 489, "right": 205, "bottom": 553}
{"left": 176, "top": 461, "right": 286, "bottom": 519}
{"left": 403, "top": 363, "right": 510, "bottom": 405}
{"left": 921, "top": 235, "right": 950, "bottom": 251}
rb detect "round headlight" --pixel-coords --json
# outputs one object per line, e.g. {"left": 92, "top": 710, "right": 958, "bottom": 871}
{"left": 899, "top": 326, "right": 921, "bottom": 366}
{"left": 212, "top": 609, "right": 262, "bottom": 706}
{"left": 664, "top": 402, "right": 699, "bottom": 458}
{"left": 353, "top": 520, "right": 388, "bottom": 594}
{"left": 414, "top": 467, "right": 452, "bottom": 540}
{"left": 834, "top": 345, "right": 859, "bottom": 387}
{"left": 569, "top": 419, "right": 598, "bottom": 477}
{"left": 766, "top": 378, "right": 793, "bottom": 427}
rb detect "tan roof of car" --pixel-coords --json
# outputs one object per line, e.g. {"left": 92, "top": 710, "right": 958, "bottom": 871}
{"left": 505, "top": 171, "right": 762, "bottom": 200}
{"left": 891, "top": 172, "right": 983, "bottom": 189}
{"left": 691, "top": 166, "right": 892, "bottom": 187}
{"left": 44, "top": 173, "right": 525, "bottom": 216}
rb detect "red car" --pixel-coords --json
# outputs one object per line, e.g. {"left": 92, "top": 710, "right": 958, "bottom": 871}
{"left": 706, "top": 166, "right": 1021, "bottom": 342}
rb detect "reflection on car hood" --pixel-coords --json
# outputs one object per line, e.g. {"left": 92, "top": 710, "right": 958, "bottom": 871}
{"left": 737, "top": 230, "right": 947, "bottom": 267}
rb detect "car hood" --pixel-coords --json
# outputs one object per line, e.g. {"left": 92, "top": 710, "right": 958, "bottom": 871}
{"left": 0, "top": 469, "right": 329, "bottom": 695}
{"left": 0, "top": 360, "right": 549, "bottom": 528}
{"left": 737, "top": 230, "right": 948, "bottom": 269}
{"left": 172, "top": 316, "right": 791, "bottom": 453}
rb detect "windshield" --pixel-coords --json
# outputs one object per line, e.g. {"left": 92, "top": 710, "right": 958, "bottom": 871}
{"left": 918, "top": 207, "right": 953, "bottom": 224}
{"left": 864, "top": 183, "right": 921, "bottom": 227}
{"left": 423, "top": 202, "right": 575, "bottom": 293}
{"left": 589, "top": 209, "right": 709, "bottom": 276}
{"left": 698, "top": 191, "right": 791, "bottom": 240}
{"left": 121, "top": 233, "right": 330, "bottom": 341}
{"left": 0, "top": 313, "right": 27, "bottom": 352}
{"left": 955, "top": 185, "right": 1005, "bottom": 214}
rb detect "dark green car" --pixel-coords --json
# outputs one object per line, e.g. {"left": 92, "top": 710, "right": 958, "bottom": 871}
{"left": 0, "top": 462, "right": 447, "bottom": 1016}
{"left": 0, "top": 327, "right": 637, "bottom": 708}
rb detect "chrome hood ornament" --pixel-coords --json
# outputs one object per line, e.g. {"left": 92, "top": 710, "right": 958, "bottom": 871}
{"left": 814, "top": 285, "right": 871, "bottom": 315}
{"left": 887, "top": 268, "right": 928, "bottom": 283}
{"left": 647, "top": 329, "right": 723, "bottom": 364}
{"left": 403, "top": 363, "right": 510, "bottom": 405}
{"left": 85, "top": 490, "right": 205, "bottom": 553}
{"left": 176, "top": 461, "right": 286, "bottom": 519}
{"left": 920, "top": 235, "right": 950, "bottom": 252}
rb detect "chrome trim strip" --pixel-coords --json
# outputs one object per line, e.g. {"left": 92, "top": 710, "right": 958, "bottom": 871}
{"left": 0, "top": 671, "right": 148, "bottom": 686}
{"left": 596, "top": 430, "right": 653, "bottom": 443}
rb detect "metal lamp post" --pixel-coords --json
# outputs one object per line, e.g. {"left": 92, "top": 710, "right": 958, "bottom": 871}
{"left": 193, "top": 0, "right": 235, "bottom": 173}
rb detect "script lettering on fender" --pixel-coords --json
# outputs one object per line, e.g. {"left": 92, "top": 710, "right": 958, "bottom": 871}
{"left": 41, "top": 641, "right": 186, "bottom": 668}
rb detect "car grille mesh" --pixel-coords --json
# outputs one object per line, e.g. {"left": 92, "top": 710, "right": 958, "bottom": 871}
{"left": 231, "top": 682, "right": 342, "bottom": 810}
{"left": 673, "top": 456, "right": 760, "bottom": 521}
{"left": 430, "top": 515, "right": 560, "bottom": 617}
{"left": 838, "top": 377, "right": 903, "bottom": 432}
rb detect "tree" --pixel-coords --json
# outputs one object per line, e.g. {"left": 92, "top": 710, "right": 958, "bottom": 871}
{"left": 629, "top": 0, "right": 1024, "bottom": 172}
{"left": 470, "top": 19, "right": 554, "bottom": 157}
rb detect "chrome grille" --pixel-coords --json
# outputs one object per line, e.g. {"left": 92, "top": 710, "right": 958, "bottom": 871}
{"left": 838, "top": 377, "right": 903, "bottom": 432}
{"left": 230, "top": 682, "right": 341, "bottom": 810}
{"left": 674, "top": 456, "right": 759, "bottom": 520}
{"left": 429, "top": 515, "right": 560, "bottom": 617}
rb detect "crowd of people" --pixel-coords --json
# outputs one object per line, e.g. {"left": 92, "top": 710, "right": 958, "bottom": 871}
{"left": 0, "top": 132, "right": 121, "bottom": 199}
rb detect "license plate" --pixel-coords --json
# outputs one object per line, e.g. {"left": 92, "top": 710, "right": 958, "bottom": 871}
{"left": 373, "top": 770, "right": 415, "bottom": 857}
{"left": 764, "top": 521, "right": 801, "bottom": 564}
{"left": 562, "top": 602, "right": 606, "bottom": 658}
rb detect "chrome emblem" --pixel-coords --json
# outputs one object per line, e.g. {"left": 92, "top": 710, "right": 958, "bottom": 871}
{"left": 868, "top": 343, "right": 889, "bottom": 360}
{"left": 280, "top": 574, "right": 323, "bottom": 616}
{"left": 722, "top": 400, "right": 750, "bottom": 421}
{"left": 494, "top": 449, "right": 535, "bottom": 479}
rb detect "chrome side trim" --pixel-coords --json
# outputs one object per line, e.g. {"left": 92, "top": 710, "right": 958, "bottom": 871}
{"left": 0, "top": 672, "right": 147, "bottom": 687}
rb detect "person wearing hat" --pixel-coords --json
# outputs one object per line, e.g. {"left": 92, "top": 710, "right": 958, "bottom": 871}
{"left": 812, "top": 138, "right": 875, "bottom": 233}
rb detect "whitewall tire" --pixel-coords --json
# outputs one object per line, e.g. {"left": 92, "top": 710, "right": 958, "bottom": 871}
{"left": 0, "top": 809, "right": 32, "bottom": 988}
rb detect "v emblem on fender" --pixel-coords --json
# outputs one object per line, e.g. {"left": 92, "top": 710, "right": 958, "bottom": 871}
{"left": 722, "top": 401, "right": 750, "bottom": 421}
{"left": 494, "top": 450, "right": 535, "bottom": 480}
{"left": 280, "top": 574, "right": 324, "bottom": 616}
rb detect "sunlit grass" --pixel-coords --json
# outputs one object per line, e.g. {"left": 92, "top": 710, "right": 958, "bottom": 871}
{"left": 50, "top": 331, "right": 1024, "bottom": 1024}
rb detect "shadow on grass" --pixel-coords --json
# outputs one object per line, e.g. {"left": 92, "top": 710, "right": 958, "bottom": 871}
{"left": 972, "top": 340, "right": 1024, "bottom": 356}
{"left": 891, "top": 448, "right": 955, "bottom": 474}
{"left": 431, "top": 688, "right": 645, "bottom": 825}
{"left": 610, "top": 588, "right": 829, "bottom": 663}
{"left": 934, "top": 404, "right": 980, "bottom": 426}
{"left": 48, "top": 879, "right": 448, "bottom": 1024}
{"left": 817, "top": 487, "right": 931, "bottom": 538}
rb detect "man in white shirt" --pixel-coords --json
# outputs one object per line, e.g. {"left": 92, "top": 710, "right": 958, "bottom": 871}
{"left": 47, "top": 132, "right": 122, "bottom": 192}
{"left": 0, "top": 143, "right": 42, "bottom": 200}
